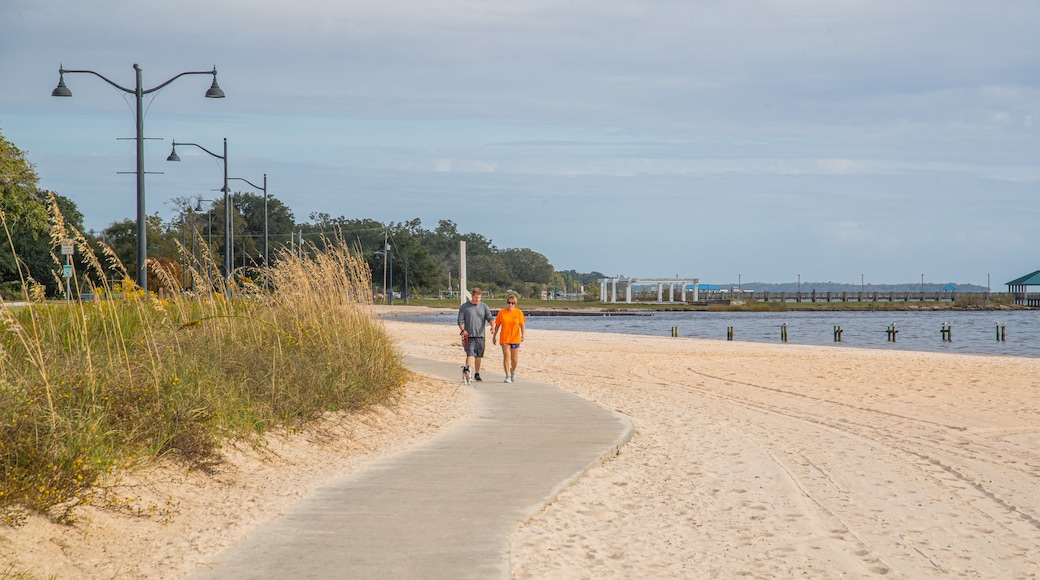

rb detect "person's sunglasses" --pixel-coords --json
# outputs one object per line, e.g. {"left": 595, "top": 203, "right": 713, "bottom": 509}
{"left": 507, "top": 301, "right": 516, "bottom": 305}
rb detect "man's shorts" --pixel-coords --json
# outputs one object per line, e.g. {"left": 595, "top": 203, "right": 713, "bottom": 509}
{"left": 464, "top": 336, "right": 486, "bottom": 358}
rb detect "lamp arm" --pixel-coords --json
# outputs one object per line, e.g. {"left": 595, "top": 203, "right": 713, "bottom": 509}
{"left": 59, "top": 68, "right": 134, "bottom": 94}
{"left": 172, "top": 141, "right": 225, "bottom": 160}
{"left": 228, "top": 177, "right": 264, "bottom": 191}
{"left": 142, "top": 68, "right": 219, "bottom": 95}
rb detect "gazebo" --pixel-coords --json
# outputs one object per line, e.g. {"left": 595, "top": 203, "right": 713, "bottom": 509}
{"left": 1006, "top": 270, "right": 1040, "bottom": 306}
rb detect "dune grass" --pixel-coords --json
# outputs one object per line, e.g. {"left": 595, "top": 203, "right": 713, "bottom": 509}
{"left": 0, "top": 195, "right": 406, "bottom": 525}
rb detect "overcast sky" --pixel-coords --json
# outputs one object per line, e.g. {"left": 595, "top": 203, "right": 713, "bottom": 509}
{"left": 2, "top": 0, "right": 1037, "bottom": 286}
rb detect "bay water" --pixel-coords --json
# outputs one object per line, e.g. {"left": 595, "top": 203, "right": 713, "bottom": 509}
{"left": 396, "top": 309, "right": 1040, "bottom": 358}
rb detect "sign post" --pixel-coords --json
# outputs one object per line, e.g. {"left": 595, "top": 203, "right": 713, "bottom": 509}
{"left": 61, "top": 239, "right": 74, "bottom": 301}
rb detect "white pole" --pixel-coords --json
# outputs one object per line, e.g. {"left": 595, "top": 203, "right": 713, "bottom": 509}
{"left": 383, "top": 229, "right": 389, "bottom": 304}
{"left": 459, "top": 240, "right": 468, "bottom": 305}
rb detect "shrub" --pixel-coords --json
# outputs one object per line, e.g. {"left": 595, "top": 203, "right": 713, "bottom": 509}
{"left": 1, "top": 198, "right": 404, "bottom": 523}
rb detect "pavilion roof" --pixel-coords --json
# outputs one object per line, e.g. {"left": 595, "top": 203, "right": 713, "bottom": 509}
{"left": 1006, "top": 270, "right": 1040, "bottom": 286}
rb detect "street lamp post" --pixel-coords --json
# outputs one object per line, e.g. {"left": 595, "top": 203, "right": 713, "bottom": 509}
{"left": 168, "top": 138, "right": 232, "bottom": 278}
{"left": 51, "top": 63, "right": 224, "bottom": 292}
{"left": 228, "top": 174, "right": 268, "bottom": 289}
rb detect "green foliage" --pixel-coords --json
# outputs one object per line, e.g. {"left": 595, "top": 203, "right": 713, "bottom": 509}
{"left": 0, "top": 130, "right": 50, "bottom": 282}
{"left": 0, "top": 200, "right": 405, "bottom": 523}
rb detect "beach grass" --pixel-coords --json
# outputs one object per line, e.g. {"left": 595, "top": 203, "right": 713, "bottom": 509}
{"left": 0, "top": 196, "right": 406, "bottom": 525}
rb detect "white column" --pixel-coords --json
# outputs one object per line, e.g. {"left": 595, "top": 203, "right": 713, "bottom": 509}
{"left": 600, "top": 279, "right": 607, "bottom": 302}
{"left": 626, "top": 279, "right": 632, "bottom": 303}
{"left": 611, "top": 277, "right": 617, "bottom": 303}
{"left": 459, "top": 241, "right": 468, "bottom": 305}
{"left": 681, "top": 282, "right": 687, "bottom": 302}
{"left": 657, "top": 283, "right": 663, "bottom": 302}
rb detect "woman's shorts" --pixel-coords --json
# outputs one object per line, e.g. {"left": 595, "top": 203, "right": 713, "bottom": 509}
{"left": 507, "top": 343, "right": 521, "bottom": 349}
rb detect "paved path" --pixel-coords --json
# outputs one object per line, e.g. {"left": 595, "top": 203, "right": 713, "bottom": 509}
{"left": 193, "top": 356, "right": 633, "bottom": 579}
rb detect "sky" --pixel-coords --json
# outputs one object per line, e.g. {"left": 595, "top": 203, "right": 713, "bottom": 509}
{"left": 1, "top": 0, "right": 1037, "bottom": 288}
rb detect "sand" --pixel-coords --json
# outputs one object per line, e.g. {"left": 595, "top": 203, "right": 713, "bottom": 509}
{"left": 4, "top": 306, "right": 1040, "bottom": 578}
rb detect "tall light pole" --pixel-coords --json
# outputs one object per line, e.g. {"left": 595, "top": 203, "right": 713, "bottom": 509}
{"left": 51, "top": 63, "right": 224, "bottom": 292}
{"left": 228, "top": 174, "right": 268, "bottom": 289}
{"left": 167, "top": 138, "right": 232, "bottom": 278}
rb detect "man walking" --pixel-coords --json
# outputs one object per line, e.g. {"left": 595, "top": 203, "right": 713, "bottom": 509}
{"left": 457, "top": 287, "right": 494, "bottom": 384}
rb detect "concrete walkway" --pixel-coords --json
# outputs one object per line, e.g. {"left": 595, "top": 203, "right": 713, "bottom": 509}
{"left": 193, "top": 356, "right": 633, "bottom": 579}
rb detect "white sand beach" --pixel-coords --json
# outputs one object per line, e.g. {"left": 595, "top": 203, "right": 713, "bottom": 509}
{"left": 381, "top": 315, "right": 1040, "bottom": 578}
{"left": 4, "top": 307, "right": 1040, "bottom": 578}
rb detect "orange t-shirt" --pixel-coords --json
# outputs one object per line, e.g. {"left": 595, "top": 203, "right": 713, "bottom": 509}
{"left": 495, "top": 308, "right": 526, "bottom": 344}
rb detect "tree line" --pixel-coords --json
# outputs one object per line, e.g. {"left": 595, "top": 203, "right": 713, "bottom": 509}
{"left": 1, "top": 128, "right": 604, "bottom": 300}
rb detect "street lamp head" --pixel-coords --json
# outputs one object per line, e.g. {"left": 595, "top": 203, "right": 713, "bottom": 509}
{"left": 166, "top": 143, "right": 181, "bottom": 162}
{"left": 51, "top": 70, "right": 72, "bottom": 97}
{"left": 205, "top": 76, "right": 225, "bottom": 99}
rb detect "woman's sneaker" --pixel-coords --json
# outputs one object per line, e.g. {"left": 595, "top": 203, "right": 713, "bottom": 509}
{"left": 504, "top": 375, "right": 512, "bottom": 383}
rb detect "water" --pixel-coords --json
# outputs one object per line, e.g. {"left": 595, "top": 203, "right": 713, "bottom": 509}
{"left": 395, "top": 309, "right": 1040, "bottom": 358}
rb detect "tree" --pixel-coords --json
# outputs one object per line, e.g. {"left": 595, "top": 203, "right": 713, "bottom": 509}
{"left": 385, "top": 220, "right": 441, "bottom": 296}
{"left": 101, "top": 215, "right": 166, "bottom": 283}
{"left": 232, "top": 191, "right": 296, "bottom": 268}
{"left": 0, "top": 191, "right": 89, "bottom": 298}
{"left": 501, "top": 248, "right": 554, "bottom": 287}
{"left": 0, "top": 130, "right": 49, "bottom": 284}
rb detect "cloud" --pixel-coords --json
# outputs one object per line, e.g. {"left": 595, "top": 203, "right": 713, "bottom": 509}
{"left": 3, "top": 0, "right": 1039, "bottom": 284}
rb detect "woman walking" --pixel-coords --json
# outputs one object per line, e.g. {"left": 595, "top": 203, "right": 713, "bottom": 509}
{"left": 492, "top": 294, "right": 526, "bottom": 383}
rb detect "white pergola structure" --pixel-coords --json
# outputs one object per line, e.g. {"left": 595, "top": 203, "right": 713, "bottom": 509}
{"left": 600, "top": 277, "right": 700, "bottom": 303}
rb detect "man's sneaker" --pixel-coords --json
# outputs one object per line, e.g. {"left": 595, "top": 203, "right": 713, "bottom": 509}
{"left": 504, "top": 376, "right": 512, "bottom": 383}
{"left": 474, "top": 373, "right": 482, "bottom": 382}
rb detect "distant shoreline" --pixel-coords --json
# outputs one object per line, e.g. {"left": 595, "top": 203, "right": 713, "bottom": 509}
{"left": 375, "top": 299, "right": 1031, "bottom": 315}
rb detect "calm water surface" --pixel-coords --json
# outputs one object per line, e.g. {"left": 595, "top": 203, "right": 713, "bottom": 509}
{"left": 397, "top": 310, "right": 1040, "bottom": 358}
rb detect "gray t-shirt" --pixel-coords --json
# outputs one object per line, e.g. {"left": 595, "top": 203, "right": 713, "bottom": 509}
{"left": 457, "top": 301, "right": 494, "bottom": 337}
